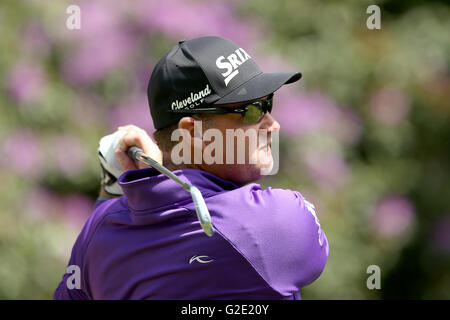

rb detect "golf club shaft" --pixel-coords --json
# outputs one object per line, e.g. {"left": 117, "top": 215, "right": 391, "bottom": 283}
{"left": 127, "top": 146, "right": 214, "bottom": 237}
{"left": 128, "top": 146, "right": 190, "bottom": 191}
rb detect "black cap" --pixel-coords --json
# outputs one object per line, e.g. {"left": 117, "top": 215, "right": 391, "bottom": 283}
{"left": 148, "top": 36, "right": 302, "bottom": 130}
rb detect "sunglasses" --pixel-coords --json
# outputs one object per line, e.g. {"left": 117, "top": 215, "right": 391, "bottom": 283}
{"left": 168, "top": 94, "right": 274, "bottom": 124}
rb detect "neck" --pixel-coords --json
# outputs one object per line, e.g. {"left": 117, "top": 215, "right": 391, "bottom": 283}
{"left": 162, "top": 153, "right": 203, "bottom": 172}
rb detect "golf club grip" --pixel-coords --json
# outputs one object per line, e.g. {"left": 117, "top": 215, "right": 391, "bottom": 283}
{"left": 127, "top": 146, "right": 143, "bottom": 161}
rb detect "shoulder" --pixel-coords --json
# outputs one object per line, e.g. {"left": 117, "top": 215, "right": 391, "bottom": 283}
{"left": 209, "top": 183, "right": 329, "bottom": 294}
{"left": 53, "top": 197, "right": 126, "bottom": 300}
{"left": 227, "top": 183, "right": 311, "bottom": 215}
{"left": 83, "top": 198, "right": 124, "bottom": 239}
{"left": 248, "top": 184, "right": 303, "bottom": 202}
{"left": 71, "top": 197, "right": 126, "bottom": 269}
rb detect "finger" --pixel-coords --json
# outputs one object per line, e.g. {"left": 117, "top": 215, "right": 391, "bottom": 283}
{"left": 117, "top": 125, "right": 149, "bottom": 137}
{"left": 118, "top": 130, "right": 144, "bottom": 151}
{"left": 119, "top": 130, "right": 158, "bottom": 157}
{"left": 116, "top": 128, "right": 162, "bottom": 165}
{"left": 114, "top": 148, "right": 138, "bottom": 171}
{"left": 115, "top": 131, "right": 152, "bottom": 169}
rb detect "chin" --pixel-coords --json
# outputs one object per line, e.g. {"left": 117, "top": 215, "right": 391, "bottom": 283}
{"left": 242, "top": 166, "right": 266, "bottom": 185}
{"left": 225, "top": 165, "right": 262, "bottom": 186}
{"left": 253, "top": 149, "right": 274, "bottom": 176}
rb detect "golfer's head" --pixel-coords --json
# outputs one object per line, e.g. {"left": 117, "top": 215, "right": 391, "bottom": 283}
{"left": 148, "top": 36, "right": 301, "bottom": 184}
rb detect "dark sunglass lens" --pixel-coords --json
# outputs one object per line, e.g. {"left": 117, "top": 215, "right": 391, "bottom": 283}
{"left": 242, "top": 105, "right": 263, "bottom": 123}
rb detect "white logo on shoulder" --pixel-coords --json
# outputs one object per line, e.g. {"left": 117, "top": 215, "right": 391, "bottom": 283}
{"left": 304, "top": 199, "right": 324, "bottom": 247}
{"left": 189, "top": 255, "right": 214, "bottom": 264}
{"left": 216, "top": 47, "right": 252, "bottom": 86}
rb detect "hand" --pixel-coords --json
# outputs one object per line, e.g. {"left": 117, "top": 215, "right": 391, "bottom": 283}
{"left": 114, "top": 125, "right": 162, "bottom": 171}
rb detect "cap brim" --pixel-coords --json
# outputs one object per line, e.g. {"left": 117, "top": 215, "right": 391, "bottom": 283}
{"left": 208, "top": 72, "right": 302, "bottom": 105}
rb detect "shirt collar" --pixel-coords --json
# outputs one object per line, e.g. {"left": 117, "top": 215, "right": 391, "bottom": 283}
{"left": 118, "top": 167, "right": 238, "bottom": 212}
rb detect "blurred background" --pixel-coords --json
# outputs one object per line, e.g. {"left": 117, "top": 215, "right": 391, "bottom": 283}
{"left": 0, "top": 0, "right": 449, "bottom": 299}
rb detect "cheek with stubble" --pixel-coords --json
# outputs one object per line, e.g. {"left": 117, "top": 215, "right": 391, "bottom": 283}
{"left": 204, "top": 116, "right": 271, "bottom": 184}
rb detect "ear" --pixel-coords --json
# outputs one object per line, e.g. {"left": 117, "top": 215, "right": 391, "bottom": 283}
{"left": 178, "top": 116, "right": 195, "bottom": 136}
{"left": 178, "top": 117, "right": 207, "bottom": 165}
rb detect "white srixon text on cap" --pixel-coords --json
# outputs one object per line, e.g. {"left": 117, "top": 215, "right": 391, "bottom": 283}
{"left": 216, "top": 48, "right": 252, "bottom": 86}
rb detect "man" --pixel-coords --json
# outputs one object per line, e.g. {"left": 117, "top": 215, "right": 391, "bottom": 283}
{"left": 54, "top": 36, "right": 329, "bottom": 299}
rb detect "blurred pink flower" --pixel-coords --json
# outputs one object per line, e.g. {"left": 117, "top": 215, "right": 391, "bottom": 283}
{"left": 133, "top": 0, "right": 259, "bottom": 45}
{"left": 273, "top": 91, "right": 332, "bottom": 136}
{"left": 370, "top": 88, "right": 410, "bottom": 125}
{"left": 60, "top": 1, "right": 137, "bottom": 85}
{"left": 273, "top": 90, "right": 362, "bottom": 144}
{"left": 63, "top": 31, "right": 137, "bottom": 85}
{"left": 68, "top": 95, "right": 105, "bottom": 128}
{"left": 6, "top": 64, "right": 46, "bottom": 104}
{"left": 337, "top": 107, "right": 363, "bottom": 146}
{"left": 23, "top": 188, "right": 95, "bottom": 229}
{"left": 23, "top": 187, "right": 61, "bottom": 220}
{"left": 371, "top": 195, "right": 416, "bottom": 238}
{"left": 133, "top": 63, "right": 154, "bottom": 92}
{"left": 74, "top": 1, "right": 122, "bottom": 40}
{"left": 21, "top": 22, "right": 51, "bottom": 57}
{"left": 252, "top": 54, "right": 296, "bottom": 74}
{"left": 0, "top": 130, "right": 44, "bottom": 179}
{"left": 50, "top": 134, "right": 88, "bottom": 177}
{"left": 60, "top": 193, "right": 94, "bottom": 229}
{"left": 430, "top": 216, "right": 450, "bottom": 254}
{"left": 303, "top": 151, "right": 350, "bottom": 190}
{"left": 108, "top": 96, "right": 155, "bottom": 133}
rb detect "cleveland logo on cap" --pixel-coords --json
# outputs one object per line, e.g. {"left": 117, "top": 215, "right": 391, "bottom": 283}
{"left": 171, "top": 84, "right": 212, "bottom": 110}
{"left": 215, "top": 48, "right": 252, "bottom": 86}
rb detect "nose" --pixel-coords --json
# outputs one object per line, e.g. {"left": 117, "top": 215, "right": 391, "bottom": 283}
{"left": 260, "top": 112, "right": 280, "bottom": 132}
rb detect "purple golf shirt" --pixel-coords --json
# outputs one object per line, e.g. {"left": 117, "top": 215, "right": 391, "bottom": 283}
{"left": 54, "top": 167, "right": 329, "bottom": 299}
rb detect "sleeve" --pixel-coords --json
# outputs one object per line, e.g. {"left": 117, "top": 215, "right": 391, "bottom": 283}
{"left": 290, "top": 191, "right": 329, "bottom": 287}
{"left": 252, "top": 187, "right": 329, "bottom": 290}
{"left": 212, "top": 185, "right": 329, "bottom": 297}
{"left": 93, "top": 197, "right": 112, "bottom": 209}
{"left": 53, "top": 264, "right": 89, "bottom": 300}
{"left": 53, "top": 199, "right": 114, "bottom": 300}
{"left": 53, "top": 234, "right": 90, "bottom": 300}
